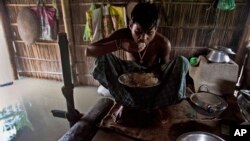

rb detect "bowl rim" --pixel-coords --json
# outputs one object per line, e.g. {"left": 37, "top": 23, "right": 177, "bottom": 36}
{"left": 176, "top": 131, "right": 225, "bottom": 141}
{"left": 118, "top": 72, "right": 160, "bottom": 88}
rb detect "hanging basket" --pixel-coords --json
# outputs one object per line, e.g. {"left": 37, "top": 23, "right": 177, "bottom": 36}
{"left": 17, "top": 7, "right": 41, "bottom": 45}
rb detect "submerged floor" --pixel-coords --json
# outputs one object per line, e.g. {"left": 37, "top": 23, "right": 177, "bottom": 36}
{"left": 0, "top": 77, "right": 102, "bottom": 141}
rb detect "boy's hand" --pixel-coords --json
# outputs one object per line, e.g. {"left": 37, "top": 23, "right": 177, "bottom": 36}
{"left": 120, "top": 39, "right": 145, "bottom": 53}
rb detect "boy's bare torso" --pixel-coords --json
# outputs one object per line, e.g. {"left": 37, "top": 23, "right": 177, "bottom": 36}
{"left": 115, "top": 28, "right": 170, "bottom": 67}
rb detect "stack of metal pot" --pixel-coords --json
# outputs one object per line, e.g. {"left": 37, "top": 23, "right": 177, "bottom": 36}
{"left": 206, "top": 46, "right": 235, "bottom": 63}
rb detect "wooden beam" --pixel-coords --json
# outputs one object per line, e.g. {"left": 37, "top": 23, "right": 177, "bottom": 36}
{"left": 0, "top": 1, "right": 18, "bottom": 79}
{"left": 61, "top": 0, "right": 77, "bottom": 85}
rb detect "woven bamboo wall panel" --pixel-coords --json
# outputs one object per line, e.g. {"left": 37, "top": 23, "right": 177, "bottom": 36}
{"left": 73, "top": 25, "right": 85, "bottom": 45}
{"left": 170, "top": 47, "right": 208, "bottom": 59}
{"left": 75, "top": 46, "right": 86, "bottom": 62}
{"left": 71, "top": 4, "right": 90, "bottom": 24}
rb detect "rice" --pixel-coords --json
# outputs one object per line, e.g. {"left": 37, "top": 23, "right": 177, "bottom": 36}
{"left": 122, "top": 73, "right": 159, "bottom": 87}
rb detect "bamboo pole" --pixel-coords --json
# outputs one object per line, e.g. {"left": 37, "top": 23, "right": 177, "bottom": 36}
{"left": 0, "top": 0, "right": 18, "bottom": 79}
{"left": 61, "top": 0, "right": 77, "bottom": 84}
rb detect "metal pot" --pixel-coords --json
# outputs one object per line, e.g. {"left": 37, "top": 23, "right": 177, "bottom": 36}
{"left": 206, "top": 50, "right": 230, "bottom": 63}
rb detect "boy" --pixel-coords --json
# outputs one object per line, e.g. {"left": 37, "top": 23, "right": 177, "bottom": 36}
{"left": 86, "top": 3, "right": 189, "bottom": 111}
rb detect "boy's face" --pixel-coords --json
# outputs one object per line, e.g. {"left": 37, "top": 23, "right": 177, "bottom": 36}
{"left": 130, "top": 22, "right": 157, "bottom": 46}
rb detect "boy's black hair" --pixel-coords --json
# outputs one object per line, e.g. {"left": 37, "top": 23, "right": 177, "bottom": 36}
{"left": 131, "top": 2, "right": 160, "bottom": 31}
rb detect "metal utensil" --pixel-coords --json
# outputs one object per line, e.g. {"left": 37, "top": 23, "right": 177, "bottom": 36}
{"left": 206, "top": 50, "right": 230, "bottom": 63}
{"left": 177, "top": 131, "right": 225, "bottom": 141}
{"left": 207, "top": 46, "right": 235, "bottom": 55}
{"left": 190, "top": 92, "right": 228, "bottom": 116}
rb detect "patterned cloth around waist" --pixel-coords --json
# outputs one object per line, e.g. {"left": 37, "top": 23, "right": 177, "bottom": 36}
{"left": 93, "top": 54, "right": 189, "bottom": 110}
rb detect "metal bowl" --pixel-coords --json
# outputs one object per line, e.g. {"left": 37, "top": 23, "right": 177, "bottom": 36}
{"left": 190, "top": 92, "right": 228, "bottom": 117}
{"left": 216, "top": 46, "right": 235, "bottom": 55}
{"left": 177, "top": 131, "right": 225, "bottom": 141}
{"left": 118, "top": 72, "right": 160, "bottom": 109}
{"left": 237, "top": 90, "right": 250, "bottom": 123}
{"left": 206, "top": 50, "right": 230, "bottom": 63}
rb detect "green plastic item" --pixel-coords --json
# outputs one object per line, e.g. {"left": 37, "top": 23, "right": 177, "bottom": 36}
{"left": 190, "top": 57, "right": 199, "bottom": 66}
{"left": 217, "top": 0, "right": 236, "bottom": 11}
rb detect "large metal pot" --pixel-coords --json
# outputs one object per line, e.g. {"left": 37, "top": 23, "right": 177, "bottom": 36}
{"left": 206, "top": 50, "right": 230, "bottom": 63}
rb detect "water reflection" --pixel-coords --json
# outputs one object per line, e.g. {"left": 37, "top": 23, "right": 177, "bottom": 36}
{"left": 0, "top": 102, "right": 32, "bottom": 141}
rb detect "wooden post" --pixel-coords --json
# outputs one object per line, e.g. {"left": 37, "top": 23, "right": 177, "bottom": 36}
{"left": 0, "top": 1, "right": 18, "bottom": 79}
{"left": 235, "top": 1, "right": 250, "bottom": 65}
{"left": 61, "top": 0, "right": 77, "bottom": 84}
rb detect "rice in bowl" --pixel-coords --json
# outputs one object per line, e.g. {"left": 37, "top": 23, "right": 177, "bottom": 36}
{"left": 118, "top": 72, "right": 159, "bottom": 88}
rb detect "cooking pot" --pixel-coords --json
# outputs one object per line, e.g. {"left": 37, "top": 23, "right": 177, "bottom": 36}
{"left": 206, "top": 50, "right": 230, "bottom": 63}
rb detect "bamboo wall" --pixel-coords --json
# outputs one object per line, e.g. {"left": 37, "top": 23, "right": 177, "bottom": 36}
{"left": 3, "top": 0, "right": 250, "bottom": 86}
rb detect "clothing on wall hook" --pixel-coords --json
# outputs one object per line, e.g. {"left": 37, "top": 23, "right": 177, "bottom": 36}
{"left": 216, "top": 0, "right": 236, "bottom": 11}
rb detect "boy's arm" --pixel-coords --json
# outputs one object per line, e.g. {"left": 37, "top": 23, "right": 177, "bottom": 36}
{"left": 86, "top": 29, "right": 139, "bottom": 57}
{"left": 86, "top": 31, "right": 121, "bottom": 57}
{"left": 162, "top": 38, "right": 171, "bottom": 64}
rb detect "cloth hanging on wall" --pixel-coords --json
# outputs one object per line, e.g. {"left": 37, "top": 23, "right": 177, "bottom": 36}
{"left": 83, "top": 4, "right": 127, "bottom": 42}
{"left": 31, "top": 0, "right": 58, "bottom": 41}
{"left": 83, "top": 4, "right": 96, "bottom": 42}
{"left": 217, "top": 0, "right": 236, "bottom": 11}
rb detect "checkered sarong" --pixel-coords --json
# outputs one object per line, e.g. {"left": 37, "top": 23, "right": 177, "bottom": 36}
{"left": 93, "top": 54, "right": 189, "bottom": 110}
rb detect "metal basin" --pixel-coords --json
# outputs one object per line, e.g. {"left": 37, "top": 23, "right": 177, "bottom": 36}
{"left": 190, "top": 92, "right": 228, "bottom": 117}
{"left": 237, "top": 89, "right": 250, "bottom": 123}
{"left": 177, "top": 131, "right": 225, "bottom": 141}
{"left": 118, "top": 72, "right": 160, "bottom": 109}
{"left": 206, "top": 50, "right": 230, "bottom": 63}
